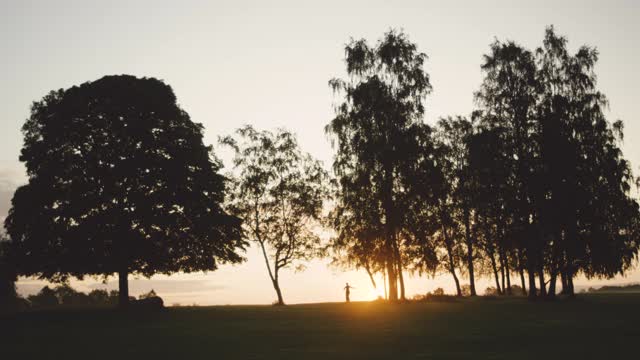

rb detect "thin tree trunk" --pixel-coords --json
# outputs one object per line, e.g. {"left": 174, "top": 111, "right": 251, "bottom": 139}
{"left": 365, "top": 264, "right": 377, "bottom": 289}
{"left": 519, "top": 267, "right": 527, "bottom": 296}
{"left": 397, "top": 266, "right": 406, "bottom": 301}
{"left": 383, "top": 268, "right": 388, "bottom": 300}
{"left": 560, "top": 270, "right": 568, "bottom": 295}
{"left": 501, "top": 249, "right": 512, "bottom": 295}
{"left": 517, "top": 247, "right": 527, "bottom": 296}
{"left": 258, "top": 241, "right": 284, "bottom": 305}
{"left": 499, "top": 252, "right": 506, "bottom": 294}
{"left": 386, "top": 256, "right": 398, "bottom": 301}
{"left": 449, "top": 262, "right": 462, "bottom": 297}
{"left": 383, "top": 163, "right": 398, "bottom": 302}
{"left": 272, "top": 276, "right": 284, "bottom": 306}
{"left": 393, "top": 236, "right": 406, "bottom": 301}
{"left": 566, "top": 268, "right": 575, "bottom": 297}
{"left": 548, "top": 272, "right": 557, "bottom": 298}
{"left": 465, "top": 209, "right": 477, "bottom": 296}
{"left": 488, "top": 247, "right": 502, "bottom": 295}
{"left": 442, "top": 224, "right": 461, "bottom": 296}
{"left": 538, "top": 265, "right": 547, "bottom": 298}
{"left": 527, "top": 267, "right": 537, "bottom": 300}
{"left": 505, "top": 259, "right": 512, "bottom": 295}
{"left": 118, "top": 268, "right": 129, "bottom": 308}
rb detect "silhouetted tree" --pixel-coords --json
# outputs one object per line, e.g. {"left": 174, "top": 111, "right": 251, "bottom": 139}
{"left": 433, "top": 116, "right": 478, "bottom": 296}
{"left": 534, "top": 27, "right": 640, "bottom": 296}
{"left": 475, "top": 39, "right": 541, "bottom": 299}
{"left": 4, "top": 75, "right": 245, "bottom": 307}
{"left": 327, "top": 30, "right": 432, "bottom": 301}
{"left": 0, "top": 239, "right": 17, "bottom": 305}
{"left": 221, "top": 126, "right": 328, "bottom": 305}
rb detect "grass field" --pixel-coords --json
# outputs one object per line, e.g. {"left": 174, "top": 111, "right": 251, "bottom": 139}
{"left": 2, "top": 294, "right": 638, "bottom": 359}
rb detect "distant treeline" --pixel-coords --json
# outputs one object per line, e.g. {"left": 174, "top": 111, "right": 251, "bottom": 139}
{"left": 4, "top": 284, "right": 159, "bottom": 311}
{"left": 587, "top": 284, "right": 640, "bottom": 293}
{"left": 0, "top": 25, "right": 638, "bottom": 307}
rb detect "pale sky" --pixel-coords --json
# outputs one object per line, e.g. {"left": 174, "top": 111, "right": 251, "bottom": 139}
{"left": 2, "top": 0, "right": 639, "bottom": 305}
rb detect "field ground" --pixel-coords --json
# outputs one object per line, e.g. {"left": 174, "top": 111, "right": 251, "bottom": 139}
{"left": 2, "top": 293, "right": 638, "bottom": 359}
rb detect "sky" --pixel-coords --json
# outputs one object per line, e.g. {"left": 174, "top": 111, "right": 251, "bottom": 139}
{"left": 1, "top": 0, "right": 639, "bottom": 305}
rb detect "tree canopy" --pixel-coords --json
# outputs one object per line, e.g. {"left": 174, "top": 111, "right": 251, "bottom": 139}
{"left": 4, "top": 75, "right": 245, "bottom": 306}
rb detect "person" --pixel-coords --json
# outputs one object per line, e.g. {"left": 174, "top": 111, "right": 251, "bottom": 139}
{"left": 344, "top": 283, "right": 354, "bottom": 302}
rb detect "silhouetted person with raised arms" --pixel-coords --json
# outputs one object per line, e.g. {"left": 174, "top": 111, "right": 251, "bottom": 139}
{"left": 344, "top": 283, "right": 354, "bottom": 302}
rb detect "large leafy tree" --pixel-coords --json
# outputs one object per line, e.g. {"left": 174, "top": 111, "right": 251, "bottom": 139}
{"left": 5, "top": 75, "right": 245, "bottom": 307}
{"left": 327, "top": 30, "right": 432, "bottom": 301}
{"left": 535, "top": 27, "right": 640, "bottom": 295}
{"left": 221, "top": 126, "right": 328, "bottom": 305}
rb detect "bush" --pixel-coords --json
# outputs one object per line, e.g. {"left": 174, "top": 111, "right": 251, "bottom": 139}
{"left": 138, "top": 289, "right": 158, "bottom": 300}
{"left": 28, "top": 286, "right": 59, "bottom": 308}
{"left": 510, "top": 285, "right": 526, "bottom": 296}
{"left": 484, "top": 286, "right": 500, "bottom": 296}
{"left": 412, "top": 288, "right": 457, "bottom": 302}
{"left": 432, "top": 287, "right": 445, "bottom": 296}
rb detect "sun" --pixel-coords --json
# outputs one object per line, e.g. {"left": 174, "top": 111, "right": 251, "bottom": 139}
{"left": 368, "top": 288, "right": 385, "bottom": 301}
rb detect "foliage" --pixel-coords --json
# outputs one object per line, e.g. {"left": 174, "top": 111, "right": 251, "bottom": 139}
{"left": 221, "top": 126, "right": 329, "bottom": 305}
{"left": 327, "top": 29, "right": 433, "bottom": 301}
{"left": 4, "top": 75, "right": 245, "bottom": 306}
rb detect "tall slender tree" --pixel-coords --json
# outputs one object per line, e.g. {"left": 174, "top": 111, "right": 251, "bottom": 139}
{"left": 221, "top": 126, "right": 328, "bottom": 305}
{"left": 327, "top": 30, "right": 432, "bottom": 301}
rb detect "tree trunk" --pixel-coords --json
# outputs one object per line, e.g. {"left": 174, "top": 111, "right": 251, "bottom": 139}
{"left": 118, "top": 268, "right": 129, "bottom": 308}
{"left": 538, "top": 265, "right": 547, "bottom": 297}
{"left": 465, "top": 209, "right": 477, "bottom": 296}
{"left": 365, "top": 265, "right": 377, "bottom": 289}
{"left": 505, "top": 260, "right": 512, "bottom": 295}
{"left": 499, "top": 252, "right": 506, "bottom": 295}
{"left": 565, "top": 268, "right": 575, "bottom": 297}
{"left": 383, "top": 162, "right": 398, "bottom": 302}
{"left": 488, "top": 248, "right": 502, "bottom": 295}
{"left": 449, "top": 265, "right": 462, "bottom": 297}
{"left": 393, "top": 236, "right": 406, "bottom": 301}
{"left": 568, "top": 274, "right": 575, "bottom": 296}
{"left": 527, "top": 267, "right": 537, "bottom": 300}
{"left": 272, "top": 278, "right": 284, "bottom": 305}
{"left": 517, "top": 248, "right": 527, "bottom": 296}
{"left": 444, "top": 240, "right": 461, "bottom": 296}
{"left": 548, "top": 272, "right": 557, "bottom": 298}
{"left": 258, "top": 241, "right": 285, "bottom": 305}
{"left": 386, "top": 257, "right": 398, "bottom": 301}
{"left": 397, "top": 266, "right": 406, "bottom": 301}
{"left": 519, "top": 267, "right": 527, "bottom": 296}
{"left": 383, "top": 268, "right": 388, "bottom": 300}
{"left": 500, "top": 250, "right": 511, "bottom": 295}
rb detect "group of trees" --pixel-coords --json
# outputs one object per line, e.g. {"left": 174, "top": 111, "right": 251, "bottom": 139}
{"left": 327, "top": 27, "right": 640, "bottom": 300}
{"left": 0, "top": 26, "right": 638, "bottom": 308}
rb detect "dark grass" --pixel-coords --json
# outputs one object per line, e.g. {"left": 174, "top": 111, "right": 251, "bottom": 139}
{"left": 2, "top": 294, "right": 638, "bottom": 359}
